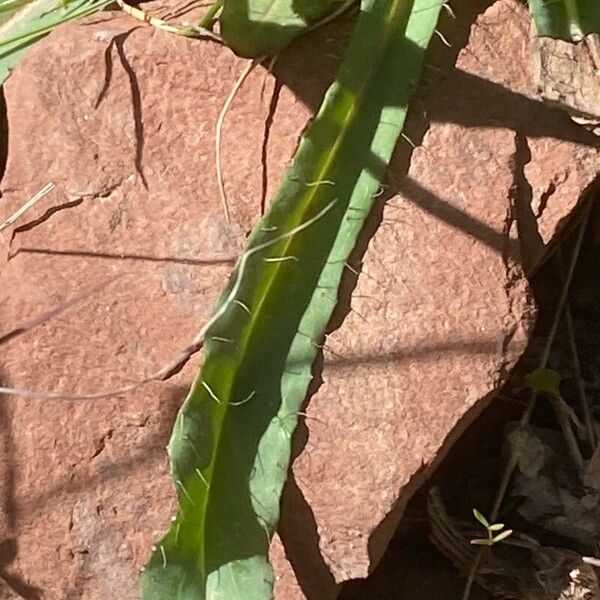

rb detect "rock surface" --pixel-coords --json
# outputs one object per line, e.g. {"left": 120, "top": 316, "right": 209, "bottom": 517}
{"left": 0, "top": 1, "right": 597, "bottom": 599}
{"left": 273, "top": 2, "right": 597, "bottom": 597}
{"left": 0, "top": 14, "right": 292, "bottom": 599}
{"left": 532, "top": 32, "right": 600, "bottom": 129}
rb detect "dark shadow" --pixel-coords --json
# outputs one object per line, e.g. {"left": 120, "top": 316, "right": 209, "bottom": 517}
{"left": 399, "top": 177, "right": 522, "bottom": 261}
{"left": 357, "top": 389, "right": 510, "bottom": 600}
{"left": 338, "top": 393, "right": 519, "bottom": 600}
{"left": 340, "top": 528, "right": 484, "bottom": 600}
{"left": 338, "top": 171, "right": 600, "bottom": 600}
{"left": 0, "top": 378, "right": 44, "bottom": 599}
{"left": 221, "top": 0, "right": 352, "bottom": 58}
{"left": 11, "top": 246, "right": 236, "bottom": 267}
{"left": 94, "top": 27, "right": 147, "bottom": 189}
{"left": 261, "top": 80, "right": 282, "bottom": 215}
{"left": 275, "top": 358, "right": 339, "bottom": 599}
{"left": 510, "top": 131, "right": 545, "bottom": 275}
{"left": 94, "top": 30, "right": 118, "bottom": 110}
{"left": 424, "top": 68, "right": 598, "bottom": 149}
{"left": 81, "top": 16, "right": 120, "bottom": 26}
{"left": 278, "top": 471, "right": 338, "bottom": 600}
{"left": 10, "top": 197, "right": 84, "bottom": 243}
{"left": 321, "top": 337, "right": 501, "bottom": 370}
{"left": 0, "top": 539, "right": 43, "bottom": 600}
{"left": 8, "top": 180, "right": 124, "bottom": 250}
{"left": 271, "top": 1, "right": 504, "bottom": 595}
{"left": 271, "top": 14, "right": 599, "bottom": 151}
{"left": 0, "top": 87, "right": 8, "bottom": 183}
{"left": 115, "top": 30, "right": 148, "bottom": 189}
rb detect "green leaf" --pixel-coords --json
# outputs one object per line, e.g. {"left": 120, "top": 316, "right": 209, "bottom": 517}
{"left": 488, "top": 523, "right": 504, "bottom": 532}
{"left": 0, "top": 0, "right": 109, "bottom": 84}
{"left": 220, "top": 0, "right": 343, "bottom": 57}
{"left": 0, "top": 0, "right": 31, "bottom": 17}
{"left": 141, "top": 0, "right": 442, "bottom": 597}
{"left": 470, "top": 538, "right": 492, "bottom": 546}
{"left": 529, "top": 0, "right": 600, "bottom": 41}
{"left": 492, "top": 529, "right": 513, "bottom": 544}
{"left": 472, "top": 508, "right": 490, "bottom": 529}
{"left": 526, "top": 367, "right": 561, "bottom": 396}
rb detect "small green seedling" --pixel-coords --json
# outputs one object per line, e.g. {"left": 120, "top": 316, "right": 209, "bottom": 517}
{"left": 470, "top": 509, "right": 513, "bottom": 547}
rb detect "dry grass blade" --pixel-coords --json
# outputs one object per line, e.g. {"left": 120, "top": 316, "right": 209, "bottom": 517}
{"left": 0, "top": 182, "right": 54, "bottom": 232}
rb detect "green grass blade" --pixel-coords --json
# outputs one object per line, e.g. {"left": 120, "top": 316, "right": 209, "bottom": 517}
{"left": 529, "top": 0, "right": 600, "bottom": 40}
{"left": 220, "top": 0, "right": 341, "bottom": 57}
{"left": 0, "top": 0, "right": 109, "bottom": 83}
{"left": 0, "top": 0, "right": 31, "bottom": 16}
{"left": 141, "top": 0, "right": 442, "bottom": 597}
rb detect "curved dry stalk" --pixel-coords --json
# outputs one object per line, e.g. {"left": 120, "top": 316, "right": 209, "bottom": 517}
{"left": 115, "top": 0, "right": 223, "bottom": 42}
{"left": 0, "top": 201, "right": 335, "bottom": 401}
{"left": 215, "top": 59, "right": 260, "bottom": 224}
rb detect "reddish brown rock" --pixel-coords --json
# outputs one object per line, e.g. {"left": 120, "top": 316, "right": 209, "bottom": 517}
{"left": 0, "top": 1, "right": 597, "bottom": 599}
{"left": 274, "top": 0, "right": 598, "bottom": 597}
{"left": 532, "top": 32, "right": 600, "bottom": 127}
{"left": 0, "top": 13, "right": 300, "bottom": 599}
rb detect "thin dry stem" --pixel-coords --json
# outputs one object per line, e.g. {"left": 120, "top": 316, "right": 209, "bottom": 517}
{"left": 462, "top": 200, "right": 593, "bottom": 600}
{"left": 560, "top": 248, "right": 596, "bottom": 449}
{"left": 215, "top": 59, "right": 259, "bottom": 224}
{"left": 115, "top": 0, "right": 223, "bottom": 42}
{"left": 0, "top": 201, "right": 336, "bottom": 401}
{"left": 461, "top": 550, "right": 484, "bottom": 600}
{"left": 0, "top": 183, "right": 55, "bottom": 233}
{"left": 549, "top": 394, "right": 585, "bottom": 470}
{"left": 493, "top": 199, "right": 592, "bottom": 518}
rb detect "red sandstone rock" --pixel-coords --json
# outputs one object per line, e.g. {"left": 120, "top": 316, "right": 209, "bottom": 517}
{"left": 0, "top": 1, "right": 597, "bottom": 598}
{"left": 274, "top": 1, "right": 598, "bottom": 596}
